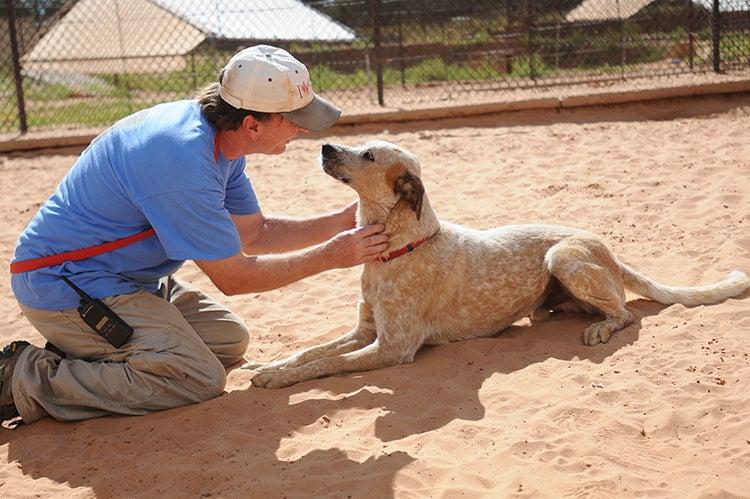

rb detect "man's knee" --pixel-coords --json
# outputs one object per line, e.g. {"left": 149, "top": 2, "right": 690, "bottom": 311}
{"left": 215, "top": 319, "right": 250, "bottom": 367}
{"left": 193, "top": 355, "right": 227, "bottom": 400}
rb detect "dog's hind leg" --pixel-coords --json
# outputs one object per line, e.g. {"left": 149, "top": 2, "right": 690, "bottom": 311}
{"left": 530, "top": 298, "right": 598, "bottom": 323}
{"left": 530, "top": 277, "right": 598, "bottom": 323}
{"left": 545, "top": 238, "right": 633, "bottom": 345}
{"left": 242, "top": 300, "right": 376, "bottom": 371}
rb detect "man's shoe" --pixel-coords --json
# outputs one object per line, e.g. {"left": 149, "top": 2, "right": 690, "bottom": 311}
{"left": 0, "top": 341, "right": 30, "bottom": 421}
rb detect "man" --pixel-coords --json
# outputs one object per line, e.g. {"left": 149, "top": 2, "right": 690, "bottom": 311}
{"left": 2, "top": 45, "right": 388, "bottom": 425}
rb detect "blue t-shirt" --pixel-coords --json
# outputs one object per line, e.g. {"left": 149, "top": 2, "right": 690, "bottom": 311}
{"left": 11, "top": 100, "right": 260, "bottom": 310}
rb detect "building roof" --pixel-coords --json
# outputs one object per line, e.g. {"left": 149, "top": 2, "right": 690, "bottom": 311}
{"left": 566, "top": 0, "right": 750, "bottom": 23}
{"left": 24, "top": 0, "right": 356, "bottom": 74}
{"left": 24, "top": 0, "right": 204, "bottom": 73}
{"left": 692, "top": 0, "right": 750, "bottom": 11}
{"left": 566, "top": 0, "right": 654, "bottom": 22}
{"left": 153, "top": 0, "right": 357, "bottom": 42}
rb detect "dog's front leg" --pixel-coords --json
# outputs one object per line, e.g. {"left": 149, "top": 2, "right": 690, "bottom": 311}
{"left": 242, "top": 300, "right": 375, "bottom": 371}
{"left": 251, "top": 337, "right": 415, "bottom": 389}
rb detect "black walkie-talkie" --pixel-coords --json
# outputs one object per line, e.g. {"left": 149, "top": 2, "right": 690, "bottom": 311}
{"left": 61, "top": 276, "right": 133, "bottom": 348}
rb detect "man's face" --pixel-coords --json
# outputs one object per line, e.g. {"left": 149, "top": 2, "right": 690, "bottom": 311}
{"left": 248, "top": 114, "right": 305, "bottom": 155}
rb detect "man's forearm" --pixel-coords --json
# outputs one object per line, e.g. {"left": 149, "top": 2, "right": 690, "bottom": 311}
{"left": 244, "top": 211, "right": 349, "bottom": 254}
{"left": 198, "top": 218, "right": 387, "bottom": 296}
{"left": 198, "top": 244, "right": 336, "bottom": 295}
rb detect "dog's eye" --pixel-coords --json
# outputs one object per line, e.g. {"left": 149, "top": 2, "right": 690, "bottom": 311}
{"left": 362, "top": 150, "right": 375, "bottom": 162}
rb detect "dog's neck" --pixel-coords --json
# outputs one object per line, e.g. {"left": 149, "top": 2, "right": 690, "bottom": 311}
{"left": 358, "top": 195, "right": 440, "bottom": 252}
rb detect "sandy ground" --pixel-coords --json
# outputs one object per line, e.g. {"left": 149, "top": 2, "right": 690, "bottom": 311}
{"left": 1, "top": 93, "right": 749, "bottom": 497}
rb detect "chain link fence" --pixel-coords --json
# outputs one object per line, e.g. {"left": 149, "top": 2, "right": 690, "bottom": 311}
{"left": 2, "top": 0, "right": 750, "bottom": 134}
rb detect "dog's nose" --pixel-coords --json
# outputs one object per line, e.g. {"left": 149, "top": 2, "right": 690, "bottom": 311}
{"left": 321, "top": 144, "right": 335, "bottom": 156}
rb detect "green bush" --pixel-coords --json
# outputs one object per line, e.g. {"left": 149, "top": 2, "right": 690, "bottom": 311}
{"left": 508, "top": 54, "right": 550, "bottom": 78}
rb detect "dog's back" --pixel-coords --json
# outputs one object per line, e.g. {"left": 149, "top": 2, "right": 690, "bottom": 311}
{"left": 363, "top": 223, "right": 587, "bottom": 345}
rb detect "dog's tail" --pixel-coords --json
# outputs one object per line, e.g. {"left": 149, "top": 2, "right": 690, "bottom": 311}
{"left": 618, "top": 263, "right": 750, "bottom": 306}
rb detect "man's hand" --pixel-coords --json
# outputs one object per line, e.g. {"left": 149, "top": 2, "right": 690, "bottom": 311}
{"left": 325, "top": 224, "right": 389, "bottom": 268}
{"left": 338, "top": 201, "right": 358, "bottom": 231}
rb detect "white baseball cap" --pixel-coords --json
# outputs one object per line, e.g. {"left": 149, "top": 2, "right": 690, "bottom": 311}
{"left": 218, "top": 45, "right": 341, "bottom": 132}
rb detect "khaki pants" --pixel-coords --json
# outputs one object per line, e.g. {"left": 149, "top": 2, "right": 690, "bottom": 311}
{"left": 12, "top": 277, "right": 249, "bottom": 423}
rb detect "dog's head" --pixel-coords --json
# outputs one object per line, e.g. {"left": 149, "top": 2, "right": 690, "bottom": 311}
{"left": 321, "top": 140, "right": 425, "bottom": 220}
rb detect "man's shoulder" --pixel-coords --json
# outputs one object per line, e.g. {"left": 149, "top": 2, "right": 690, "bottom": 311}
{"left": 99, "top": 101, "right": 218, "bottom": 199}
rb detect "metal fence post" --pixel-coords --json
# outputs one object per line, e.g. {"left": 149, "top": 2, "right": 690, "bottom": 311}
{"left": 712, "top": 0, "right": 721, "bottom": 72}
{"left": 397, "top": 6, "right": 406, "bottom": 88}
{"left": 369, "top": 0, "right": 385, "bottom": 106}
{"left": 688, "top": 0, "right": 695, "bottom": 71}
{"left": 527, "top": 0, "right": 536, "bottom": 81}
{"left": 617, "top": 0, "right": 626, "bottom": 78}
{"left": 5, "top": 0, "right": 28, "bottom": 134}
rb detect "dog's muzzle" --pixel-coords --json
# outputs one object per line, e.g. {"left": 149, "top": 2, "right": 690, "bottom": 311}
{"left": 321, "top": 144, "right": 351, "bottom": 184}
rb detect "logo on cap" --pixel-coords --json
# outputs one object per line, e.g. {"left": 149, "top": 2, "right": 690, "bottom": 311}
{"left": 297, "top": 81, "right": 312, "bottom": 99}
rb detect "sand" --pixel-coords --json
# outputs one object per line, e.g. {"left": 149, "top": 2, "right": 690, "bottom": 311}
{"left": 1, "top": 93, "right": 749, "bottom": 497}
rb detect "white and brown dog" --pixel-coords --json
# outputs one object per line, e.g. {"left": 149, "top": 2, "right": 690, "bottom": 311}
{"left": 244, "top": 140, "right": 749, "bottom": 388}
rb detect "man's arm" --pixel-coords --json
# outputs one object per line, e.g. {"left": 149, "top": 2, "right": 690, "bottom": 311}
{"left": 195, "top": 223, "right": 386, "bottom": 295}
{"left": 232, "top": 202, "right": 357, "bottom": 255}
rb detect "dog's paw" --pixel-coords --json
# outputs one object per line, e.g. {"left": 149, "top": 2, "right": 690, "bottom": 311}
{"left": 582, "top": 322, "right": 612, "bottom": 346}
{"left": 241, "top": 360, "right": 266, "bottom": 370}
{"left": 251, "top": 369, "right": 296, "bottom": 389}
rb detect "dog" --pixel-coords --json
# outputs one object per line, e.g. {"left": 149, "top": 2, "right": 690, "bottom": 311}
{"left": 243, "top": 140, "right": 750, "bottom": 388}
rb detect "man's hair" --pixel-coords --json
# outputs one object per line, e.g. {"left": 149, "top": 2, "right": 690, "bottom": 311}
{"left": 196, "top": 70, "right": 272, "bottom": 131}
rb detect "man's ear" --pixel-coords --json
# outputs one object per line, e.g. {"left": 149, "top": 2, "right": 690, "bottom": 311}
{"left": 242, "top": 115, "right": 260, "bottom": 139}
{"left": 393, "top": 170, "right": 424, "bottom": 220}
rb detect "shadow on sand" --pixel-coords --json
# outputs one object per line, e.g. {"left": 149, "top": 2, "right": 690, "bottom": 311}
{"left": 0, "top": 298, "right": 666, "bottom": 496}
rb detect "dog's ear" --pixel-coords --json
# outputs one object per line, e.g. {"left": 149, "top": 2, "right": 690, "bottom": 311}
{"left": 393, "top": 170, "right": 424, "bottom": 220}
